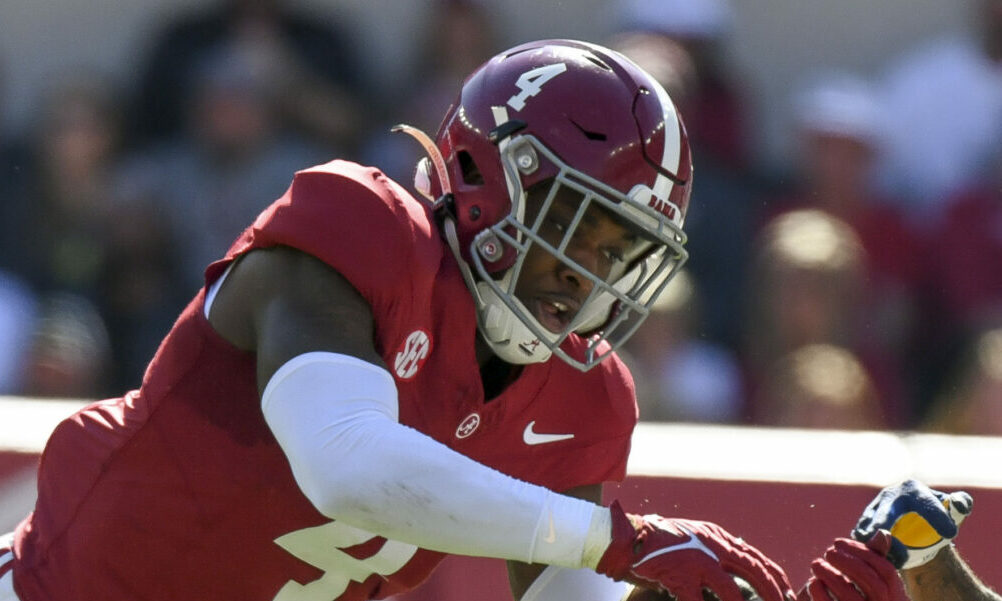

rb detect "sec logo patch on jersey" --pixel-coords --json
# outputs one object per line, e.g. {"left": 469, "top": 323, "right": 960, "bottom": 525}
{"left": 455, "top": 413, "right": 481, "bottom": 439}
{"left": 393, "top": 330, "right": 433, "bottom": 379}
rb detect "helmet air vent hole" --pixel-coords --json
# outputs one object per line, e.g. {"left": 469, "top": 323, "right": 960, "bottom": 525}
{"left": 458, "top": 150, "right": 484, "bottom": 185}
{"left": 585, "top": 55, "right": 612, "bottom": 71}
{"left": 569, "top": 119, "right": 607, "bottom": 141}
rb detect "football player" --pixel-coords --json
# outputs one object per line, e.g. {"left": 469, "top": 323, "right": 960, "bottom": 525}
{"left": 0, "top": 40, "right": 793, "bottom": 601}
{"left": 798, "top": 479, "right": 999, "bottom": 601}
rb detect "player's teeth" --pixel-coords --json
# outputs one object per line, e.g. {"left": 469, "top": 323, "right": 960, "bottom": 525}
{"left": 553, "top": 301, "right": 568, "bottom": 312}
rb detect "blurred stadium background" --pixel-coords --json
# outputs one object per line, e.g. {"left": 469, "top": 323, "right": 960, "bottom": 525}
{"left": 0, "top": 0, "right": 972, "bottom": 167}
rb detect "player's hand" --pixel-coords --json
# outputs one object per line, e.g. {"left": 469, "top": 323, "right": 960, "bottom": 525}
{"left": 597, "top": 501, "right": 794, "bottom": 601}
{"left": 797, "top": 531, "right": 908, "bottom": 601}
{"left": 852, "top": 479, "right": 972, "bottom": 569}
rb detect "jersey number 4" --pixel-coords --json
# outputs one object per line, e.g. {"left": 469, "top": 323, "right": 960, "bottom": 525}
{"left": 272, "top": 521, "right": 418, "bottom": 601}
{"left": 507, "top": 63, "right": 567, "bottom": 111}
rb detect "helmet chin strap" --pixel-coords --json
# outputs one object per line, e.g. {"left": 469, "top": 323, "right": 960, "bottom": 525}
{"left": 442, "top": 219, "right": 555, "bottom": 365}
{"left": 391, "top": 123, "right": 453, "bottom": 203}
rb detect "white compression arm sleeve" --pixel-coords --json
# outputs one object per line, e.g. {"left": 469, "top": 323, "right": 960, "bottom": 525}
{"left": 261, "top": 352, "right": 612, "bottom": 569}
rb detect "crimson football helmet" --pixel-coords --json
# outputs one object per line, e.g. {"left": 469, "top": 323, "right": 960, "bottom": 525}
{"left": 396, "top": 39, "right": 692, "bottom": 371}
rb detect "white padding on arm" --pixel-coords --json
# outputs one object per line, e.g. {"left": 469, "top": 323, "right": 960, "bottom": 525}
{"left": 261, "top": 352, "right": 604, "bottom": 568}
{"left": 520, "top": 566, "right": 632, "bottom": 601}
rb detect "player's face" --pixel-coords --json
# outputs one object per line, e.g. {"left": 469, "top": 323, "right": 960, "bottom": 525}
{"left": 514, "top": 186, "right": 641, "bottom": 334}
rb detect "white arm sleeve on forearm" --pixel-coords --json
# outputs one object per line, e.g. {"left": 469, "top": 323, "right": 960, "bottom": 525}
{"left": 520, "top": 566, "right": 632, "bottom": 601}
{"left": 261, "top": 352, "right": 611, "bottom": 569}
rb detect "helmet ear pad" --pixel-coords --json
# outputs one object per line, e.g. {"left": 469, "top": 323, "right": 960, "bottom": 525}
{"left": 473, "top": 270, "right": 557, "bottom": 365}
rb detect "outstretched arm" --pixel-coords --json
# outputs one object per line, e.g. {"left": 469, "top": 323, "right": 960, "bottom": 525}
{"left": 901, "top": 546, "right": 1000, "bottom": 601}
{"left": 800, "top": 480, "right": 998, "bottom": 601}
{"left": 855, "top": 479, "right": 998, "bottom": 601}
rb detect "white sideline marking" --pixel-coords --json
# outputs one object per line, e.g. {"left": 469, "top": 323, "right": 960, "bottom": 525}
{"left": 2, "top": 396, "right": 1002, "bottom": 489}
{"left": 629, "top": 423, "right": 1002, "bottom": 488}
{"left": 0, "top": 397, "right": 88, "bottom": 453}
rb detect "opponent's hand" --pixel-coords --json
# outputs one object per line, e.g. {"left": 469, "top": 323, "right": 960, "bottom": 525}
{"left": 852, "top": 479, "right": 972, "bottom": 569}
{"left": 597, "top": 501, "right": 794, "bottom": 601}
{"left": 798, "top": 531, "right": 907, "bottom": 601}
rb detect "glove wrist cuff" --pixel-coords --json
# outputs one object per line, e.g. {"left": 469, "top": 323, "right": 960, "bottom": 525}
{"left": 595, "top": 500, "right": 640, "bottom": 580}
{"left": 899, "top": 540, "right": 953, "bottom": 570}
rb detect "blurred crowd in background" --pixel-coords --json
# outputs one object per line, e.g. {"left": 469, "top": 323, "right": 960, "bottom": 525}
{"left": 0, "top": 0, "right": 1000, "bottom": 436}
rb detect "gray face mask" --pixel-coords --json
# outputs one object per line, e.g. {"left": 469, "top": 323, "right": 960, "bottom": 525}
{"left": 392, "top": 120, "right": 689, "bottom": 372}
{"left": 460, "top": 134, "right": 688, "bottom": 372}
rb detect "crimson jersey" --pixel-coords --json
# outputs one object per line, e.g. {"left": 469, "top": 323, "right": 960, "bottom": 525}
{"left": 11, "top": 161, "right": 638, "bottom": 601}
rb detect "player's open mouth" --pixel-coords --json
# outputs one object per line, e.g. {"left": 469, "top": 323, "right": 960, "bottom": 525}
{"left": 532, "top": 296, "right": 580, "bottom": 333}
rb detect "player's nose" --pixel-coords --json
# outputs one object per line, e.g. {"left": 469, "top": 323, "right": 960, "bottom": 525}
{"left": 557, "top": 244, "right": 600, "bottom": 295}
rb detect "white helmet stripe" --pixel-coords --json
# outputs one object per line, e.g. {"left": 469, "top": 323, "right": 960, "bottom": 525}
{"left": 490, "top": 105, "right": 526, "bottom": 224}
{"left": 491, "top": 105, "right": 510, "bottom": 127}
{"left": 649, "top": 81, "right": 683, "bottom": 201}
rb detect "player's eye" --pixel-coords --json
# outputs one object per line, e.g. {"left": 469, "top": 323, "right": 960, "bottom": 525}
{"left": 539, "top": 217, "right": 569, "bottom": 243}
{"left": 602, "top": 248, "right": 625, "bottom": 264}
{"left": 547, "top": 218, "right": 567, "bottom": 233}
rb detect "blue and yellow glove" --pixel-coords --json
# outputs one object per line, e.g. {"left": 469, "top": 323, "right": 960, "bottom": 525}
{"left": 852, "top": 479, "right": 972, "bottom": 570}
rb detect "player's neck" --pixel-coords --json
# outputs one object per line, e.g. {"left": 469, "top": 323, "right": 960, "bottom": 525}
{"left": 475, "top": 335, "right": 522, "bottom": 401}
{"left": 474, "top": 334, "right": 495, "bottom": 368}
{"left": 480, "top": 355, "right": 522, "bottom": 402}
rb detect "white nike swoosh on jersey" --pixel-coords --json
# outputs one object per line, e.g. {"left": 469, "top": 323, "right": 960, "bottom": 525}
{"left": 523, "top": 421, "right": 575, "bottom": 445}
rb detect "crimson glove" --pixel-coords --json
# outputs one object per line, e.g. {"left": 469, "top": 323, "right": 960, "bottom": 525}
{"left": 797, "top": 531, "right": 908, "bottom": 601}
{"left": 597, "top": 501, "right": 794, "bottom": 601}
